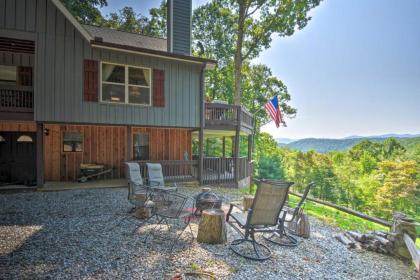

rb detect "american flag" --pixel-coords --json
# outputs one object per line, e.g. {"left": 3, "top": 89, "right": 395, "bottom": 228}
{"left": 264, "top": 96, "right": 283, "bottom": 128}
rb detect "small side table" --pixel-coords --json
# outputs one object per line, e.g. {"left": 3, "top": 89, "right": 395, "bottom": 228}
{"left": 197, "top": 209, "right": 227, "bottom": 244}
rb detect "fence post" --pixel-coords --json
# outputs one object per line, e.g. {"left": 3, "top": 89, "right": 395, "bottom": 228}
{"left": 391, "top": 212, "right": 417, "bottom": 260}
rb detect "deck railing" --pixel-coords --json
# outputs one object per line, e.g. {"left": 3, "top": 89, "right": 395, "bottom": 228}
{"left": 0, "top": 85, "right": 33, "bottom": 113}
{"left": 136, "top": 160, "right": 199, "bottom": 183}
{"left": 132, "top": 157, "right": 253, "bottom": 186}
{"left": 202, "top": 157, "right": 250, "bottom": 185}
{"left": 205, "top": 103, "right": 253, "bottom": 130}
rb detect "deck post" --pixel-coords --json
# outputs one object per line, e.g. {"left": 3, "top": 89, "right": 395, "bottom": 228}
{"left": 36, "top": 122, "right": 44, "bottom": 187}
{"left": 127, "top": 125, "right": 132, "bottom": 161}
{"left": 222, "top": 136, "right": 226, "bottom": 158}
{"left": 247, "top": 134, "right": 253, "bottom": 162}
{"left": 234, "top": 106, "right": 241, "bottom": 187}
{"left": 198, "top": 63, "right": 206, "bottom": 185}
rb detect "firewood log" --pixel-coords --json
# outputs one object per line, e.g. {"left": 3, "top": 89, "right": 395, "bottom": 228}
{"left": 373, "top": 231, "right": 388, "bottom": 239}
{"left": 373, "top": 234, "right": 392, "bottom": 248}
{"left": 335, "top": 234, "right": 355, "bottom": 248}
{"left": 347, "top": 231, "right": 367, "bottom": 242}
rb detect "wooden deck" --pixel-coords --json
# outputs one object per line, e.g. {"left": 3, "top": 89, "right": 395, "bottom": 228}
{"left": 204, "top": 103, "right": 253, "bottom": 135}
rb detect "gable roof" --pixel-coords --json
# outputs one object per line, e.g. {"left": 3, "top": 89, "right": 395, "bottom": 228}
{"left": 50, "top": 0, "right": 93, "bottom": 42}
{"left": 50, "top": 0, "right": 216, "bottom": 69}
{"left": 83, "top": 25, "right": 167, "bottom": 52}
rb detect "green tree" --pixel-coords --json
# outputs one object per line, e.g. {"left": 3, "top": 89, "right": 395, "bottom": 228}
{"left": 61, "top": 0, "right": 107, "bottom": 25}
{"left": 143, "top": 1, "right": 167, "bottom": 38}
{"left": 374, "top": 160, "right": 419, "bottom": 219}
{"left": 226, "top": 0, "right": 321, "bottom": 105}
{"left": 255, "top": 133, "right": 286, "bottom": 179}
{"left": 103, "top": 7, "right": 148, "bottom": 33}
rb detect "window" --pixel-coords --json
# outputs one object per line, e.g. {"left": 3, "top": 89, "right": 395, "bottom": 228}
{"left": 17, "top": 135, "right": 33, "bottom": 143}
{"left": 63, "top": 132, "right": 83, "bottom": 152}
{"left": 0, "top": 65, "right": 17, "bottom": 85}
{"left": 133, "top": 133, "right": 149, "bottom": 160}
{"left": 101, "top": 62, "right": 151, "bottom": 105}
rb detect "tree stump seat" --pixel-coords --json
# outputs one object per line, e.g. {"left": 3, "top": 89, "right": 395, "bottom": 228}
{"left": 197, "top": 209, "right": 227, "bottom": 244}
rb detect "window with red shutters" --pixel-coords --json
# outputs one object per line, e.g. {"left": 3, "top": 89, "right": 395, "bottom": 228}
{"left": 153, "top": 69, "right": 165, "bottom": 107}
{"left": 83, "top": 59, "right": 98, "bottom": 102}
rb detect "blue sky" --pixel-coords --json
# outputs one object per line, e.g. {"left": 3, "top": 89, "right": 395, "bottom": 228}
{"left": 102, "top": 0, "right": 420, "bottom": 139}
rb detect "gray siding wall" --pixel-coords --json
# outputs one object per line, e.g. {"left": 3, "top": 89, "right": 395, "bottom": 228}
{"left": 0, "top": 0, "right": 201, "bottom": 128}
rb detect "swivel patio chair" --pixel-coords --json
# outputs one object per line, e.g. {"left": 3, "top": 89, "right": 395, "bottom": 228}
{"left": 226, "top": 179, "right": 294, "bottom": 261}
{"left": 263, "top": 181, "right": 315, "bottom": 246}
{"left": 146, "top": 163, "right": 177, "bottom": 191}
{"left": 125, "top": 162, "right": 148, "bottom": 207}
{"left": 284, "top": 182, "right": 315, "bottom": 233}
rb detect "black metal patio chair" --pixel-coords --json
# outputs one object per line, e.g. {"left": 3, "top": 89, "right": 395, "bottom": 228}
{"left": 226, "top": 179, "right": 294, "bottom": 261}
{"left": 143, "top": 192, "right": 195, "bottom": 252}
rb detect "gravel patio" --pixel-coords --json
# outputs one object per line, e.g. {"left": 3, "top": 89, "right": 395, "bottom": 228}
{"left": 0, "top": 187, "right": 417, "bottom": 280}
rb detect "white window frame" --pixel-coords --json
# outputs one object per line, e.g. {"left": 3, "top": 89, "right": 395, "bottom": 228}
{"left": 100, "top": 61, "right": 152, "bottom": 106}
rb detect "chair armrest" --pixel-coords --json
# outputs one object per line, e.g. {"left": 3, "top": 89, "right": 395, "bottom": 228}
{"left": 148, "top": 180, "right": 161, "bottom": 187}
{"left": 150, "top": 186, "right": 177, "bottom": 193}
{"left": 230, "top": 202, "right": 244, "bottom": 212}
{"left": 226, "top": 202, "right": 244, "bottom": 222}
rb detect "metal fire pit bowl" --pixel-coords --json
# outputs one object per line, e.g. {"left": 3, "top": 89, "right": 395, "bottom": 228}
{"left": 194, "top": 190, "right": 222, "bottom": 215}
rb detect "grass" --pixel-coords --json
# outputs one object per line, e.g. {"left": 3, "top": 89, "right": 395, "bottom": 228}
{"left": 242, "top": 184, "right": 420, "bottom": 247}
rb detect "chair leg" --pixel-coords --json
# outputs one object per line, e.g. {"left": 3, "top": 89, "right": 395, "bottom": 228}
{"left": 263, "top": 224, "right": 298, "bottom": 247}
{"left": 169, "top": 221, "right": 191, "bottom": 252}
{"left": 142, "top": 216, "right": 165, "bottom": 243}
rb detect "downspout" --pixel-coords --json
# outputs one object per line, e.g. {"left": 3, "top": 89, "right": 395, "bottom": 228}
{"left": 198, "top": 63, "right": 206, "bottom": 185}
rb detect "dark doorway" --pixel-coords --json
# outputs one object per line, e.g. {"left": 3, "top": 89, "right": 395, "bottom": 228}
{"left": 0, "top": 132, "right": 36, "bottom": 186}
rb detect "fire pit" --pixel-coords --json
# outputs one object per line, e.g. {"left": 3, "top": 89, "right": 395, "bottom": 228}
{"left": 194, "top": 188, "right": 222, "bottom": 215}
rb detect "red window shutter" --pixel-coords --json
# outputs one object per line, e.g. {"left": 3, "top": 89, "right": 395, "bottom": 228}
{"left": 83, "top": 59, "right": 98, "bottom": 102}
{"left": 17, "top": 66, "right": 32, "bottom": 86}
{"left": 153, "top": 69, "right": 165, "bottom": 107}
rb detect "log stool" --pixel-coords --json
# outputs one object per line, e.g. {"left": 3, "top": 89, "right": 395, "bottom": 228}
{"left": 197, "top": 209, "right": 227, "bottom": 244}
{"left": 243, "top": 195, "right": 254, "bottom": 211}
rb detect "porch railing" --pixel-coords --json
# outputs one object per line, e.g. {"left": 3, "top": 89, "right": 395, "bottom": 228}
{"left": 205, "top": 103, "right": 253, "bottom": 130}
{"left": 135, "top": 160, "right": 199, "bottom": 183}
{"left": 0, "top": 85, "right": 33, "bottom": 113}
{"left": 131, "top": 158, "right": 253, "bottom": 186}
{"left": 202, "top": 157, "right": 250, "bottom": 185}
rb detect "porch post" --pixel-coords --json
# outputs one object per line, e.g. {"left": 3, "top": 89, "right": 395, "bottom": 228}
{"left": 36, "top": 122, "right": 44, "bottom": 187}
{"left": 234, "top": 106, "right": 241, "bottom": 186}
{"left": 198, "top": 63, "right": 206, "bottom": 185}
{"left": 247, "top": 134, "right": 253, "bottom": 162}
{"left": 222, "top": 136, "right": 226, "bottom": 158}
{"left": 127, "top": 125, "right": 132, "bottom": 161}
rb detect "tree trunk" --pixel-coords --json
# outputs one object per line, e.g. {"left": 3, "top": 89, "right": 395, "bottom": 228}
{"left": 197, "top": 209, "right": 227, "bottom": 244}
{"left": 233, "top": 2, "right": 246, "bottom": 105}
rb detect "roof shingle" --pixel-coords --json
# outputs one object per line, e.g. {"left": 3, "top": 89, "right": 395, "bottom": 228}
{"left": 83, "top": 25, "right": 167, "bottom": 52}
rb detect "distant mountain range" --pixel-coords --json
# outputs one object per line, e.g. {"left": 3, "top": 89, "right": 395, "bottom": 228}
{"left": 277, "top": 134, "right": 420, "bottom": 153}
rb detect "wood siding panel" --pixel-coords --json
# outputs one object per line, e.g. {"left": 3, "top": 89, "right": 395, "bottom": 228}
{"left": 43, "top": 124, "right": 128, "bottom": 181}
{"left": 0, "top": 121, "right": 36, "bottom": 132}
{"left": 42, "top": 124, "right": 191, "bottom": 181}
{"left": 131, "top": 127, "right": 192, "bottom": 161}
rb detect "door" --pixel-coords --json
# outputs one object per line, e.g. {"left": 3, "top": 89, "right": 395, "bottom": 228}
{"left": 0, "top": 132, "right": 36, "bottom": 186}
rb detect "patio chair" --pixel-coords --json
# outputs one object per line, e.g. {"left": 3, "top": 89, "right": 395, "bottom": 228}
{"left": 263, "top": 181, "right": 315, "bottom": 246}
{"left": 143, "top": 192, "right": 195, "bottom": 252}
{"left": 125, "top": 162, "right": 148, "bottom": 207}
{"left": 146, "top": 163, "right": 177, "bottom": 192}
{"left": 285, "top": 182, "right": 315, "bottom": 230}
{"left": 226, "top": 179, "right": 294, "bottom": 261}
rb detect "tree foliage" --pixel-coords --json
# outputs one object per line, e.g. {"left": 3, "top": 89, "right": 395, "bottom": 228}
{"left": 61, "top": 0, "right": 107, "bottom": 25}
{"left": 277, "top": 138, "right": 419, "bottom": 220}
